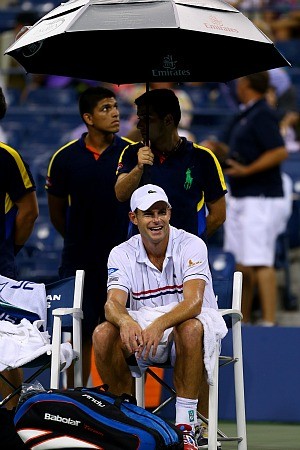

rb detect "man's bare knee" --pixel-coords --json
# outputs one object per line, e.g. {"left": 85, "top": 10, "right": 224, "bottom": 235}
{"left": 92, "top": 322, "right": 118, "bottom": 350}
{"left": 175, "top": 319, "right": 203, "bottom": 346}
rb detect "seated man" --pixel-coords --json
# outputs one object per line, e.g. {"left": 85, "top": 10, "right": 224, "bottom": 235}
{"left": 92, "top": 184, "right": 227, "bottom": 450}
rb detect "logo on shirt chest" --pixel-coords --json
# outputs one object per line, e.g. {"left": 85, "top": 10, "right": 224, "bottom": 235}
{"left": 184, "top": 168, "right": 193, "bottom": 190}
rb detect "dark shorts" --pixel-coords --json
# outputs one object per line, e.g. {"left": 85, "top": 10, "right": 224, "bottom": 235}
{"left": 59, "top": 265, "right": 107, "bottom": 337}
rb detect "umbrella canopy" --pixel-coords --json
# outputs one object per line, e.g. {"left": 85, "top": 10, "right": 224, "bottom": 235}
{"left": 5, "top": 0, "right": 290, "bottom": 84}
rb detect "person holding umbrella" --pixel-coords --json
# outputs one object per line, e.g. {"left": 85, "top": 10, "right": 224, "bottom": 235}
{"left": 115, "top": 88, "right": 227, "bottom": 243}
{"left": 115, "top": 88, "right": 226, "bottom": 447}
{"left": 45, "top": 86, "right": 134, "bottom": 386}
{"left": 92, "top": 184, "right": 227, "bottom": 450}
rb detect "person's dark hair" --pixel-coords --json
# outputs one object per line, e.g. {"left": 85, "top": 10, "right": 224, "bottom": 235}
{"left": 0, "top": 87, "right": 7, "bottom": 120}
{"left": 245, "top": 72, "right": 270, "bottom": 94}
{"left": 135, "top": 89, "right": 181, "bottom": 127}
{"left": 79, "top": 86, "right": 116, "bottom": 122}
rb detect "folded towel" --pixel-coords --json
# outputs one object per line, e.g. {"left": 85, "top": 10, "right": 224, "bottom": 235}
{"left": 0, "top": 318, "right": 73, "bottom": 371}
{"left": 128, "top": 303, "right": 228, "bottom": 385}
{"left": 197, "top": 307, "right": 228, "bottom": 385}
{"left": 129, "top": 307, "right": 173, "bottom": 364}
{"left": 0, "top": 274, "right": 47, "bottom": 328}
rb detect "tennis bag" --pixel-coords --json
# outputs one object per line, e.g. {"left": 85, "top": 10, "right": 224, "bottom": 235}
{"left": 14, "top": 384, "right": 183, "bottom": 449}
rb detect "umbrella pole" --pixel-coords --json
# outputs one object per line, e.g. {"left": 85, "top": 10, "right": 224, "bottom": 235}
{"left": 145, "top": 81, "right": 149, "bottom": 146}
{"left": 144, "top": 81, "right": 151, "bottom": 183}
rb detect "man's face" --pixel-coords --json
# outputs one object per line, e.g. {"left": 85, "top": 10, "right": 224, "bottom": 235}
{"left": 136, "top": 105, "right": 165, "bottom": 143}
{"left": 129, "top": 201, "right": 171, "bottom": 245}
{"left": 83, "top": 97, "right": 120, "bottom": 133}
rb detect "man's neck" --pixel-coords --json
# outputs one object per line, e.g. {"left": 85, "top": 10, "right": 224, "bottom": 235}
{"left": 153, "top": 134, "right": 182, "bottom": 156}
{"left": 85, "top": 130, "right": 114, "bottom": 154}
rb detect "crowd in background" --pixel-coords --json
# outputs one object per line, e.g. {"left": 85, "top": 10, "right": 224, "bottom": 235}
{"left": 0, "top": 0, "right": 300, "bottom": 317}
{"left": 0, "top": 0, "right": 300, "bottom": 435}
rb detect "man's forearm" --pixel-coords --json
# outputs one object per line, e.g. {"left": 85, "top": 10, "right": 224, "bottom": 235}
{"left": 206, "top": 213, "right": 225, "bottom": 238}
{"left": 14, "top": 213, "right": 37, "bottom": 245}
{"left": 105, "top": 300, "right": 131, "bottom": 327}
{"left": 115, "top": 167, "right": 144, "bottom": 202}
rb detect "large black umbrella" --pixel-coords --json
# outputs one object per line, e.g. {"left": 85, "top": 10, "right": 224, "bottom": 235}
{"left": 4, "top": 0, "right": 290, "bottom": 85}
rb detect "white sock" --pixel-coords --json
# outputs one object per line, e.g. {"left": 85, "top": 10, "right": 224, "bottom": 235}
{"left": 175, "top": 396, "right": 198, "bottom": 430}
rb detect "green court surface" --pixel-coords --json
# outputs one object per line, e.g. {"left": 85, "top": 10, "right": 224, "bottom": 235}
{"left": 219, "top": 421, "right": 300, "bottom": 450}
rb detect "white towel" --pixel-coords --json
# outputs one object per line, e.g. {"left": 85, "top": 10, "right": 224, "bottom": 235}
{"left": 0, "top": 274, "right": 47, "bottom": 328}
{"left": 197, "top": 307, "right": 228, "bottom": 385}
{"left": 0, "top": 318, "right": 73, "bottom": 371}
{"left": 128, "top": 303, "right": 228, "bottom": 385}
{"left": 129, "top": 307, "right": 174, "bottom": 364}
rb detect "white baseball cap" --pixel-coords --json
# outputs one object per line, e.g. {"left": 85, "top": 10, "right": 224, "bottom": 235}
{"left": 130, "top": 184, "right": 171, "bottom": 212}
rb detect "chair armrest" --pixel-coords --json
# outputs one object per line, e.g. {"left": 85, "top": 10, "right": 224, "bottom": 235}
{"left": 52, "top": 307, "right": 83, "bottom": 318}
{"left": 50, "top": 307, "right": 83, "bottom": 389}
{"left": 219, "top": 308, "right": 243, "bottom": 320}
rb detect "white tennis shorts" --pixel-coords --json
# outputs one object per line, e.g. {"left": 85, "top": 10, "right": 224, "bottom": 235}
{"left": 223, "top": 195, "right": 291, "bottom": 267}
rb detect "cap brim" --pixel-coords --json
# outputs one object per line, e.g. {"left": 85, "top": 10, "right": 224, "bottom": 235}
{"left": 136, "top": 196, "right": 170, "bottom": 211}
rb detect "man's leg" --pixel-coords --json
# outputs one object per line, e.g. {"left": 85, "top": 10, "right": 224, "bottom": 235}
{"left": 173, "top": 319, "right": 203, "bottom": 421}
{"left": 237, "top": 263, "right": 256, "bottom": 323}
{"left": 92, "top": 321, "right": 134, "bottom": 396}
{"left": 173, "top": 319, "right": 203, "bottom": 398}
{"left": 197, "top": 375, "right": 209, "bottom": 419}
{"left": 172, "top": 319, "right": 203, "bottom": 449}
{"left": 256, "top": 265, "right": 277, "bottom": 324}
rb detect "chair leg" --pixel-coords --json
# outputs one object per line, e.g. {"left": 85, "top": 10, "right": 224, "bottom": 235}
{"left": 50, "top": 316, "right": 62, "bottom": 389}
{"left": 232, "top": 319, "right": 247, "bottom": 450}
{"left": 73, "top": 315, "right": 83, "bottom": 388}
{"left": 135, "top": 373, "right": 145, "bottom": 408}
{"left": 208, "top": 342, "right": 219, "bottom": 450}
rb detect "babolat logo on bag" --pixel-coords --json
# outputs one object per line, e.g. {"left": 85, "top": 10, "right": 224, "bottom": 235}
{"left": 44, "top": 412, "right": 81, "bottom": 426}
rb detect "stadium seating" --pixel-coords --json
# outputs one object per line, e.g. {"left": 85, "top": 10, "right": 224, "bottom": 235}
{"left": 276, "top": 40, "right": 300, "bottom": 68}
{"left": 282, "top": 153, "right": 300, "bottom": 249}
{"left": 26, "top": 87, "right": 79, "bottom": 108}
{"left": 16, "top": 202, "right": 63, "bottom": 284}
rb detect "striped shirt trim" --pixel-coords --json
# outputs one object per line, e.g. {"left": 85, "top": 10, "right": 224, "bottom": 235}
{"left": 132, "top": 284, "right": 183, "bottom": 301}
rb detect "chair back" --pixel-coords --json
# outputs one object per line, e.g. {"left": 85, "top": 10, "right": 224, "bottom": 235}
{"left": 208, "top": 248, "right": 236, "bottom": 327}
{"left": 213, "top": 278, "right": 234, "bottom": 310}
{"left": 46, "top": 276, "right": 76, "bottom": 331}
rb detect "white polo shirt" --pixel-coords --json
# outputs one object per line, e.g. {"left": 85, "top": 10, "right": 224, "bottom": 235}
{"left": 107, "top": 226, "right": 218, "bottom": 310}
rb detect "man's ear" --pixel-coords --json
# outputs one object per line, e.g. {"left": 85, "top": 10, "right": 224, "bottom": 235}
{"left": 164, "top": 113, "right": 174, "bottom": 126}
{"left": 129, "top": 211, "right": 138, "bottom": 225}
{"left": 83, "top": 112, "right": 93, "bottom": 126}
